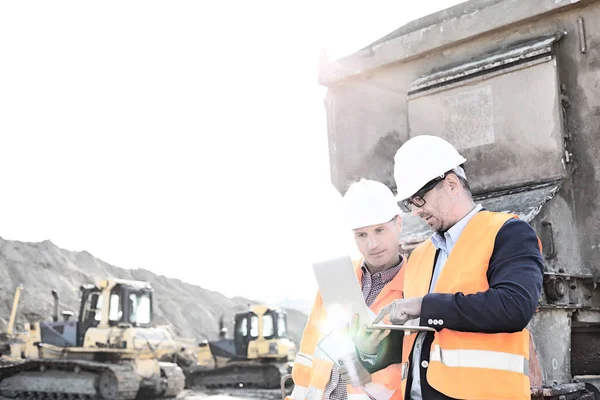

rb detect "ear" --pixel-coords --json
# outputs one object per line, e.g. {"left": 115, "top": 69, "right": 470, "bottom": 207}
{"left": 445, "top": 173, "right": 461, "bottom": 193}
{"left": 394, "top": 215, "right": 402, "bottom": 233}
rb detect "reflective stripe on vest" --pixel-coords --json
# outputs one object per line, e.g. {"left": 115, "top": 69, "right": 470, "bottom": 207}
{"left": 290, "top": 385, "right": 308, "bottom": 399}
{"left": 348, "top": 394, "right": 372, "bottom": 400}
{"left": 294, "top": 352, "right": 313, "bottom": 368}
{"left": 430, "top": 344, "right": 529, "bottom": 374}
{"left": 305, "top": 386, "right": 324, "bottom": 400}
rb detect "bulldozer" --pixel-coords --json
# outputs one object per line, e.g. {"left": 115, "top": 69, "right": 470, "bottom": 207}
{"left": 315, "top": 0, "right": 600, "bottom": 398}
{"left": 186, "top": 304, "right": 296, "bottom": 390}
{"left": 151, "top": 324, "right": 208, "bottom": 372}
{"left": 0, "top": 279, "right": 185, "bottom": 399}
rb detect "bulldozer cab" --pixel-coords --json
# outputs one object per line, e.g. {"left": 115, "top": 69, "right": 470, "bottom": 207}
{"left": 233, "top": 306, "right": 288, "bottom": 357}
{"left": 77, "top": 279, "right": 154, "bottom": 345}
{"left": 33, "top": 279, "right": 154, "bottom": 349}
{"left": 207, "top": 305, "right": 293, "bottom": 362}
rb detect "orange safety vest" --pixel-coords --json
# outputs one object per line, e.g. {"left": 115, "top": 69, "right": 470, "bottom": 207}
{"left": 401, "top": 211, "right": 533, "bottom": 400}
{"left": 288, "top": 259, "right": 405, "bottom": 400}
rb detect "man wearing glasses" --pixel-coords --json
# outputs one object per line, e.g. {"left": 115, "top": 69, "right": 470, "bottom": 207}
{"left": 359, "top": 135, "right": 544, "bottom": 400}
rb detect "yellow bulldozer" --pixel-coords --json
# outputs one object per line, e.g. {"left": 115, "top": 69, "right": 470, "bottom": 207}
{"left": 0, "top": 279, "right": 185, "bottom": 399}
{"left": 185, "top": 304, "right": 296, "bottom": 389}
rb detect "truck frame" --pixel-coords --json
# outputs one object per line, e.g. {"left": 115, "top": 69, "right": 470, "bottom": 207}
{"left": 319, "top": 0, "right": 600, "bottom": 398}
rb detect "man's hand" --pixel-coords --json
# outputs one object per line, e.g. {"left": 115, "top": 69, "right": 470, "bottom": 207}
{"left": 347, "top": 314, "right": 390, "bottom": 355}
{"left": 339, "top": 353, "right": 372, "bottom": 387}
{"left": 372, "top": 297, "right": 424, "bottom": 325}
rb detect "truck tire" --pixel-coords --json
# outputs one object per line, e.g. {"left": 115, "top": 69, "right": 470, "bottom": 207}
{"left": 586, "top": 383, "right": 600, "bottom": 400}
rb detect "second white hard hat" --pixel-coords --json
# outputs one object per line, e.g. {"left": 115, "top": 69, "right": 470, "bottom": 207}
{"left": 393, "top": 135, "right": 467, "bottom": 201}
{"left": 342, "top": 179, "right": 401, "bottom": 230}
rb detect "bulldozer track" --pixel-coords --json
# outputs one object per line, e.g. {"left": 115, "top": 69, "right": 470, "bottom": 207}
{"left": 187, "top": 363, "right": 282, "bottom": 390}
{"left": 159, "top": 362, "right": 186, "bottom": 398}
{"left": 0, "top": 359, "right": 139, "bottom": 400}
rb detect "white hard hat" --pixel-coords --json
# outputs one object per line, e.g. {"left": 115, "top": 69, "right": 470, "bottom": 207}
{"left": 393, "top": 135, "right": 467, "bottom": 201}
{"left": 342, "top": 179, "right": 401, "bottom": 230}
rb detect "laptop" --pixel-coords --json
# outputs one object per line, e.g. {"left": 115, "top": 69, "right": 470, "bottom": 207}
{"left": 312, "top": 254, "right": 374, "bottom": 327}
{"left": 312, "top": 254, "right": 435, "bottom": 332}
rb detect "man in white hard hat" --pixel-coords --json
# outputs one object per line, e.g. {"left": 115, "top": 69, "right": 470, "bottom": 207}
{"left": 362, "top": 135, "right": 543, "bottom": 400}
{"left": 287, "top": 179, "right": 407, "bottom": 400}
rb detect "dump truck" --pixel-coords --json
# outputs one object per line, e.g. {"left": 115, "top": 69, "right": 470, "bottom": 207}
{"left": 317, "top": 0, "right": 600, "bottom": 398}
{"left": 186, "top": 304, "right": 296, "bottom": 389}
{"left": 0, "top": 279, "right": 185, "bottom": 399}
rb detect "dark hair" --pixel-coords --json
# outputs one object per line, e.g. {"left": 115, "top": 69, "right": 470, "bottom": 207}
{"left": 454, "top": 164, "right": 471, "bottom": 195}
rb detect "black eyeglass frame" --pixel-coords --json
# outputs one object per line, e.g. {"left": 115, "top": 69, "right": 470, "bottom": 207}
{"left": 399, "top": 173, "right": 447, "bottom": 213}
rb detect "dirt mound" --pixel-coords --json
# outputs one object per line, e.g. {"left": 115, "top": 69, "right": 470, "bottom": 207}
{"left": 0, "top": 237, "right": 307, "bottom": 344}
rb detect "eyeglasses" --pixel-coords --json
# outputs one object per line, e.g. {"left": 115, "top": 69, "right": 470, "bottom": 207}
{"left": 399, "top": 174, "right": 445, "bottom": 213}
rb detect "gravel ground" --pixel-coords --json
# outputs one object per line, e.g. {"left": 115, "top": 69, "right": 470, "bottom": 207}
{"left": 0, "top": 389, "right": 284, "bottom": 400}
{"left": 178, "top": 388, "right": 284, "bottom": 399}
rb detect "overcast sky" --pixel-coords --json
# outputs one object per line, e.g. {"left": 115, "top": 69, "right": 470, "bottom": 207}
{"left": 0, "top": 0, "right": 465, "bottom": 311}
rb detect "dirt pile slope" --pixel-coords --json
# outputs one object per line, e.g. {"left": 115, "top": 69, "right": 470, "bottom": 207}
{"left": 0, "top": 237, "right": 307, "bottom": 344}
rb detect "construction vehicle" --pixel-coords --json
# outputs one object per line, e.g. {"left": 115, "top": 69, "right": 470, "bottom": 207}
{"left": 0, "top": 285, "right": 26, "bottom": 364}
{"left": 186, "top": 304, "right": 296, "bottom": 389}
{"left": 192, "top": 338, "right": 216, "bottom": 370}
{"left": 0, "top": 279, "right": 185, "bottom": 399}
{"left": 153, "top": 325, "right": 203, "bottom": 371}
{"left": 317, "top": 0, "right": 600, "bottom": 398}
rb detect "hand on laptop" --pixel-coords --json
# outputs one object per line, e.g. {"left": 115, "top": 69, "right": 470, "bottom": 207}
{"left": 347, "top": 313, "right": 390, "bottom": 355}
{"left": 373, "top": 297, "right": 423, "bottom": 325}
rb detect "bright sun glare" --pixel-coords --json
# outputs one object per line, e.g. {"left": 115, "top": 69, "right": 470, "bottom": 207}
{"left": 0, "top": 1, "right": 466, "bottom": 312}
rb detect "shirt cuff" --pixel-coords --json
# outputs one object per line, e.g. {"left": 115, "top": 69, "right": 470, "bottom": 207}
{"left": 357, "top": 348, "right": 378, "bottom": 366}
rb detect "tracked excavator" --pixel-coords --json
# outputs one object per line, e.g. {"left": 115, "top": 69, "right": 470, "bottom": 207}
{"left": 0, "top": 279, "right": 185, "bottom": 399}
{"left": 186, "top": 304, "right": 296, "bottom": 389}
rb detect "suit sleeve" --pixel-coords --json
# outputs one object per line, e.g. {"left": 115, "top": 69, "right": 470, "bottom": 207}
{"left": 419, "top": 218, "right": 544, "bottom": 333}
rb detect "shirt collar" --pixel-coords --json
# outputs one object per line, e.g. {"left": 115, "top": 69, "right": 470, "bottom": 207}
{"left": 431, "top": 204, "right": 483, "bottom": 252}
{"left": 361, "top": 254, "right": 405, "bottom": 283}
